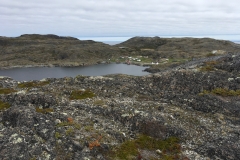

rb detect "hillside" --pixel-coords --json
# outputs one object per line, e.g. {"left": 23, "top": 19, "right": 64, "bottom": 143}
{"left": 117, "top": 36, "right": 240, "bottom": 58}
{"left": 0, "top": 52, "right": 240, "bottom": 159}
{"left": 0, "top": 34, "right": 127, "bottom": 68}
{"left": 0, "top": 35, "right": 240, "bottom": 159}
{"left": 1, "top": 35, "right": 240, "bottom": 69}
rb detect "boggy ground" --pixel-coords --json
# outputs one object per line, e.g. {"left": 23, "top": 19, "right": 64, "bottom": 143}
{"left": 0, "top": 53, "right": 240, "bottom": 160}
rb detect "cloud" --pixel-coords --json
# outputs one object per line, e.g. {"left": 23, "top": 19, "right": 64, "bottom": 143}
{"left": 0, "top": 0, "right": 240, "bottom": 38}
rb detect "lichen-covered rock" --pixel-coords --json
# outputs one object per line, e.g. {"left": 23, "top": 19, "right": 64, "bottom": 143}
{"left": 0, "top": 52, "right": 240, "bottom": 159}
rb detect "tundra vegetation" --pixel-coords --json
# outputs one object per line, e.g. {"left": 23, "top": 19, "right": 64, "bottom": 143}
{"left": 0, "top": 36, "right": 240, "bottom": 159}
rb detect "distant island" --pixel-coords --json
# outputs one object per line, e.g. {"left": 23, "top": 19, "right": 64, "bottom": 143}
{"left": 0, "top": 34, "right": 240, "bottom": 159}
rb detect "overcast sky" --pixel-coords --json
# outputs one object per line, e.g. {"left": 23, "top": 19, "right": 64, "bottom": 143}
{"left": 1, "top": 0, "right": 240, "bottom": 40}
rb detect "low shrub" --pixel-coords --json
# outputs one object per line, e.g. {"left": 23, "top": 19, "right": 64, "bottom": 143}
{"left": 36, "top": 107, "right": 53, "bottom": 114}
{"left": 0, "top": 100, "right": 11, "bottom": 111}
{"left": 199, "top": 88, "right": 240, "bottom": 97}
{"left": 200, "top": 61, "right": 218, "bottom": 72}
{"left": 18, "top": 81, "right": 50, "bottom": 88}
{"left": 69, "top": 89, "right": 95, "bottom": 100}
{"left": 106, "top": 134, "right": 181, "bottom": 160}
{"left": 0, "top": 88, "right": 17, "bottom": 94}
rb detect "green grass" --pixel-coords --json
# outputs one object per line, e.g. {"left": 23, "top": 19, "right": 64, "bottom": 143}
{"left": 55, "top": 132, "right": 62, "bottom": 139}
{"left": 36, "top": 107, "right": 54, "bottom": 114}
{"left": 206, "top": 53, "right": 216, "bottom": 57}
{"left": 168, "top": 58, "right": 188, "bottom": 63}
{"left": 200, "top": 61, "right": 218, "bottom": 72}
{"left": 107, "top": 134, "right": 181, "bottom": 160}
{"left": 65, "top": 128, "right": 75, "bottom": 136}
{"left": 0, "top": 100, "right": 10, "bottom": 111}
{"left": 199, "top": 88, "right": 240, "bottom": 97}
{"left": 0, "top": 88, "right": 17, "bottom": 94}
{"left": 18, "top": 80, "right": 50, "bottom": 88}
{"left": 69, "top": 89, "right": 95, "bottom": 100}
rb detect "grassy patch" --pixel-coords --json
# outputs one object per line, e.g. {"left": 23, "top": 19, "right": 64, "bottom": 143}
{"left": 0, "top": 100, "right": 10, "bottom": 111}
{"left": 168, "top": 58, "right": 188, "bottom": 63}
{"left": 65, "top": 128, "right": 75, "bottom": 136}
{"left": 107, "top": 134, "right": 181, "bottom": 160}
{"left": 36, "top": 107, "right": 54, "bottom": 114}
{"left": 55, "top": 132, "right": 62, "bottom": 139}
{"left": 18, "top": 81, "right": 50, "bottom": 88}
{"left": 200, "top": 61, "right": 218, "bottom": 72}
{"left": 84, "top": 125, "right": 94, "bottom": 132}
{"left": 0, "top": 88, "right": 17, "bottom": 94}
{"left": 206, "top": 53, "right": 216, "bottom": 57}
{"left": 199, "top": 88, "right": 240, "bottom": 97}
{"left": 69, "top": 89, "right": 95, "bottom": 100}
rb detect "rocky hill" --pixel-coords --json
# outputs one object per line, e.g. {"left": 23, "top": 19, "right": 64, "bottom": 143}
{"left": 1, "top": 35, "right": 240, "bottom": 69}
{"left": 0, "top": 51, "right": 240, "bottom": 159}
{"left": 116, "top": 36, "right": 240, "bottom": 59}
{"left": 0, "top": 35, "right": 240, "bottom": 159}
{"left": 0, "top": 34, "right": 127, "bottom": 68}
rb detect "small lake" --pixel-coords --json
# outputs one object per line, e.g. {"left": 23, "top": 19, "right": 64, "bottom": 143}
{"left": 0, "top": 63, "right": 149, "bottom": 81}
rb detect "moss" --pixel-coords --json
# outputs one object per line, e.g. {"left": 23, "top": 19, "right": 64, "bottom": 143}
{"left": 0, "top": 88, "right": 17, "bottom": 94}
{"left": 69, "top": 89, "right": 95, "bottom": 100}
{"left": 0, "top": 100, "right": 10, "bottom": 111}
{"left": 200, "top": 65, "right": 214, "bottom": 71}
{"left": 84, "top": 125, "right": 94, "bottom": 132}
{"left": 65, "top": 128, "right": 74, "bottom": 136}
{"left": 18, "top": 80, "right": 50, "bottom": 89}
{"left": 36, "top": 107, "right": 54, "bottom": 114}
{"left": 199, "top": 88, "right": 240, "bottom": 97}
{"left": 107, "top": 134, "right": 181, "bottom": 160}
{"left": 206, "top": 53, "right": 216, "bottom": 57}
{"left": 200, "top": 61, "right": 218, "bottom": 72}
{"left": 55, "top": 132, "right": 62, "bottom": 139}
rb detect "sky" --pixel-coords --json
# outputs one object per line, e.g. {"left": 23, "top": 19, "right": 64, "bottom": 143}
{"left": 1, "top": 0, "right": 240, "bottom": 41}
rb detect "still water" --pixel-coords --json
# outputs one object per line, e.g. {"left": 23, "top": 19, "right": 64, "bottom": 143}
{"left": 0, "top": 63, "right": 149, "bottom": 81}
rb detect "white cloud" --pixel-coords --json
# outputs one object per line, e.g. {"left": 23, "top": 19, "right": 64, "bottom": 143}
{"left": 0, "top": 0, "right": 240, "bottom": 39}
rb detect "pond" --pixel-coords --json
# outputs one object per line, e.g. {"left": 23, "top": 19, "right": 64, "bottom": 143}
{"left": 0, "top": 63, "right": 149, "bottom": 81}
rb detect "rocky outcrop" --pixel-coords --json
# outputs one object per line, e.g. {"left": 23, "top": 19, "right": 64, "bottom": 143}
{"left": 0, "top": 44, "right": 240, "bottom": 159}
{"left": 0, "top": 34, "right": 128, "bottom": 68}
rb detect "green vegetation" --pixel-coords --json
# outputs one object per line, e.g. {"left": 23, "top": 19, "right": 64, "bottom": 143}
{"left": 55, "top": 132, "right": 62, "bottom": 139}
{"left": 168, "top": 58, "right": 188, "bottom": 63}
{"left": 35, "top": 107, "right": 54, "bottom": 114}
{"left": 69, "top": 89, "right": 95, "bottom": 100}
{"left": 0, "top": 88, "right": 17, "bottom": 94}
{"left": 199, "top": 88, "right": 240, "bottom": 97}
{"left": 84, "top": 125, "right": 94, "bottom": 132}
{"left": 0, "top": 100, "right": 10, "bottom": 111}
{"left": 18, "top": 80, "right": 50, "bottom": 88}
{"left": 65, "top": 128, "right": 74, "bottom": 136}
{"left": 107, "top": 134, "right": 181, "bottom": 160}
{"left": 206, "top": 53, "right": 216, "bottom": 57}
{"left": 200, "top": 61, "right": 218, "bottom": 72}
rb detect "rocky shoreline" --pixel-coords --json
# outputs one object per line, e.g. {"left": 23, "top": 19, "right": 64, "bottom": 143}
{"left": 0, "top": 51, "right": 240, "bottom": 160}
